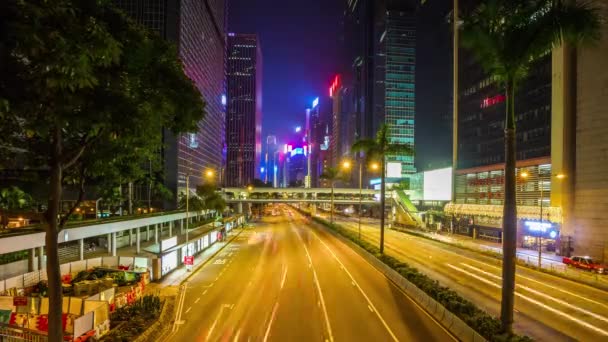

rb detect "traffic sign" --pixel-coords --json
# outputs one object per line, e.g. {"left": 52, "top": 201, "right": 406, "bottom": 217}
{"left": 184, "top": 256, "right": 194, "bottom": 265}
{"left": 13, "top": 296, "right": 27, "bottom": 306}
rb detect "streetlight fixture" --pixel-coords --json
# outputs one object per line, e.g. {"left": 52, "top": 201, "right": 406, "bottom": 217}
{"left": 520, "top": 170, "right": 565, "bottom": 269}
{"left": 185, "top": 173, "right": 192, "bottom": 271}
{"left": 341, "top": 159, "right": 379, "bottom": 242}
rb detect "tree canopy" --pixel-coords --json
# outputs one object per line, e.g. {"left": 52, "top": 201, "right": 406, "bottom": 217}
{"left": 0, "top": 1, "right": 206, "bottom": 340}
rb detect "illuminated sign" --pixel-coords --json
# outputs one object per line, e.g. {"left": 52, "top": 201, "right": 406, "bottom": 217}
{"left": 329, "top": 75, "right": 341, "bottom": 97}
{"left": 312, "top": 97, "right": 319, "bottom": 109}
{"left": 423, "top": 167, "right": 452, "bottom": 201}
{"left": 524, "top": 221, "right": 553, "bottom": 232}
{"left": 274, "top": 165, "right": 278, "bottom": 172}
{"left": 370, "top": 178, "right": 381, "bottom": 186}
{"left": 188, "top": 133, "right": 198, "bottom": 148}
{"left": 320, "top": 136, "right": 330, "bottom": 151}
{"left": 288, "top": 145, "right": 293, "bottom": 152}
{"left": 481, "top": 94, "right": 506, "bottom": 108}
{"left": 295, "top": 126, "right": 301, "bottom": 133}
{"left": 221, "top": 94, "right": 226, "bottom": 106}
{"left": 290, "top": 148, "right": 304, "bottom": 157}
{"left": 161, "top": 236, "right": 178, "bottom": 251}
{"left": 283, "top": 144, "right": 288, "bottom": 153}
{"left": 386, "top": 162, "right": 402, "bottom": 178}
{"left": 260, "top": 167, "right": 265, "bottom": 173}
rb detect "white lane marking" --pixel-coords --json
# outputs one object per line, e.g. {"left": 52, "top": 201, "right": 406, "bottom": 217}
{"left": 370, "top": 224, "right": 608, "bottom": 309}
{"left": 207, "top": 304, "right": 232, "bottom": 340}
{"left": 203, "top": 289, "right": 208, "bottom": 295}
{"left": 234, "top": 329, "right": 241, "bottom": 342}
{"left": 447, "top": 264, "right": 608, "bottom": 336}
{"left": 263, "top": 302, "right": 279, "bottom": 342}
{"left": 281, "top": 266, "right": 288, "bottom": 289}
{"left": 357, "top": 224, "right": 608, "bottom": 310}
{"left": 310, "top": 229, "right": 399, "bottom": 342}
{"left": 368, "top": 305, "right": 374, "bottom": 312}
{"left": 322, "top": 222, "right": 457, "bottom": 342}
{"left": 294, "top": 227, "right": 334, "bottom": 342}
{"left": 462, "top": 257, "right": 608, "bottom": 310}
{"left": 172, "top": 283, "right": 188, "bottom": 332}
{"left": 185, "top": 306, "right": 192, "bottom": 314}
{"left": 460, "top": 263, "right": 608, "bottom": 325}
{"left": 195, "top": 297, "right": 201, "bottom": 303}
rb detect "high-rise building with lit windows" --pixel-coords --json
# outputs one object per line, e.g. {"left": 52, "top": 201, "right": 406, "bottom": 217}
{"left": 226, "top": 33, "right": 262, "bottom": 187}
{"left": 378, "top": 8, "right": 417, "bottom": 177}
{"left": 114, "top": 0, "right": 226, "bottom": 207}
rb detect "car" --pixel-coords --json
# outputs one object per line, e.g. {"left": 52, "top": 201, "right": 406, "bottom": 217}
{"left": 563, "top": 256, "right": 606, "bottom": 274}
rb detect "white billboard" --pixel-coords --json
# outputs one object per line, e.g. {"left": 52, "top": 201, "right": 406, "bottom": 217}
{"left": 423, "top": 167, "right": 452, "bottom": 201}
{"left": 386, "top": 162, "right": 402, "bottom": 178}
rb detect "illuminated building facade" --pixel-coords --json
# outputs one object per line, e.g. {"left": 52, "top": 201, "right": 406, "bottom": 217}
{"left": 379, "top": 9, "right": 417, "bottom": 177}
{"left": 226, "top": 33, "right": 262, "bottom": 187}
{"left": 115, "top": 0, "right": 226, "bottom": 207}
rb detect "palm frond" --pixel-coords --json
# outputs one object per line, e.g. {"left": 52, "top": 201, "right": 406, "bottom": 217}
{"left": 351, "top": 139, "right": 377, "bottom": 153}
{"left": 320, "top": 167, "right": 340, "bottom": 181}
{"left": 385, "top": 143, "right": 414, "bottom": 156}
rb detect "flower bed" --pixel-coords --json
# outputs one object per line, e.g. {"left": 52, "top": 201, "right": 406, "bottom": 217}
{"left": 99, "top": 295, "right": 162, "bottom": 342}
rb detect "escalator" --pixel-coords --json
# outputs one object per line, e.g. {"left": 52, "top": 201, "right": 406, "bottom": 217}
{"left": 392, "top": 189, "right": 423, "bottom": 228}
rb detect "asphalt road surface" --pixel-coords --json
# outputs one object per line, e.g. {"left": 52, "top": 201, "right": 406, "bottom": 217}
{"left": 333, "top": 216, "right": 608, "bottom": 341}
{"left": 164, "top": 207, "right": 454, "bottom": 341}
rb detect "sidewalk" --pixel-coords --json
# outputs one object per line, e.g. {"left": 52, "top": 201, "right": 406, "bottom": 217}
{"left": 144, "top": 228, "right": 243, "bottom": 297}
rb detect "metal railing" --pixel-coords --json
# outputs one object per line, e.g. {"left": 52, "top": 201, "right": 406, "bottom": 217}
{"left": 0, "top": 323, "right": 48, "bottom": 342}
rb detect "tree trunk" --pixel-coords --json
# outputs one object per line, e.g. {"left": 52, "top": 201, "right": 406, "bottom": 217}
{"left": 46, "top": 127, "right": 64, "bottom": 342}
{"left": 500, "top": 77, "right": 517, "bottom": 335}
{"left": 379, "top": 158, "right": 386, "bottom": 254}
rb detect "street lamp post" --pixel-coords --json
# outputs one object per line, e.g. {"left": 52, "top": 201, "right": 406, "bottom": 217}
{"left": 185, "top": 173, "right": 191, "bottom": 272}
{"left": 358, "top": 161, "right": 362, "bottom": 241}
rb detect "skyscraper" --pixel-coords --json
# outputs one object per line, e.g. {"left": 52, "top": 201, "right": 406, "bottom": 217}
{"left": 115, "top": 0, "right": 226, "bottom": 207}
{"left": 378, "top": 8, "right": 417, "bottom": 177}
{"left": 265, "top": 135, "right": 278, "bottom": 187}
{"left": 226, "top": 33, "right": 262, "bottom": 187}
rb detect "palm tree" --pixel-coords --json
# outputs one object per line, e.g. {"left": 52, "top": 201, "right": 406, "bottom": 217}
{"left": 351, "top": 124, "right": 414, "bottom": 254}
{"left": 0, "top": 187, "right": 33, "bottom": 229}
{"left": 320, "top": 167, "right": 342, "bottom": 224}
{"left": 461, "top": 0, "right": 601, "bottom": 334}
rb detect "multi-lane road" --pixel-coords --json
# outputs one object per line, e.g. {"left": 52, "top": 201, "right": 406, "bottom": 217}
{"left": 164, "top": 207, "right": 454, "bottom": 341}
{"left": 333, "top": 216, "right": 608, "bottom": 341}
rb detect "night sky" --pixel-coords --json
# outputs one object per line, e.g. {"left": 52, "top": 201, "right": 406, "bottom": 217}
{"left": 228, "top": 0, "right": 344, "bottom": 145}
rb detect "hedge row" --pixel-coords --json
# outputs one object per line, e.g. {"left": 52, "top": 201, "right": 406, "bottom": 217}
{"left": 310, "top": 215, "right": 533, "bottom": 342}
{"left": 0, "top": 250, "right": 30, "bottom": 265}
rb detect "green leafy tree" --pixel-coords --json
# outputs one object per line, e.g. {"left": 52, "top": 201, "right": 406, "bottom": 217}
{"left": 179, "top": 183, "right": 226, "bottom": 214}
{"left": 320, "top": 167, "right": 347, "bottom": 224}
{"left": 0, "top": 187, "right": 33, "bottom": 229}
{"left": 461, "top": 0, "right": 601, "bottom": 334}
{"left": 0, "top": 1, "right": 205, "bottom": 340}
{"left": 351, "top": 124, "right": 414, "bottom": 254}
